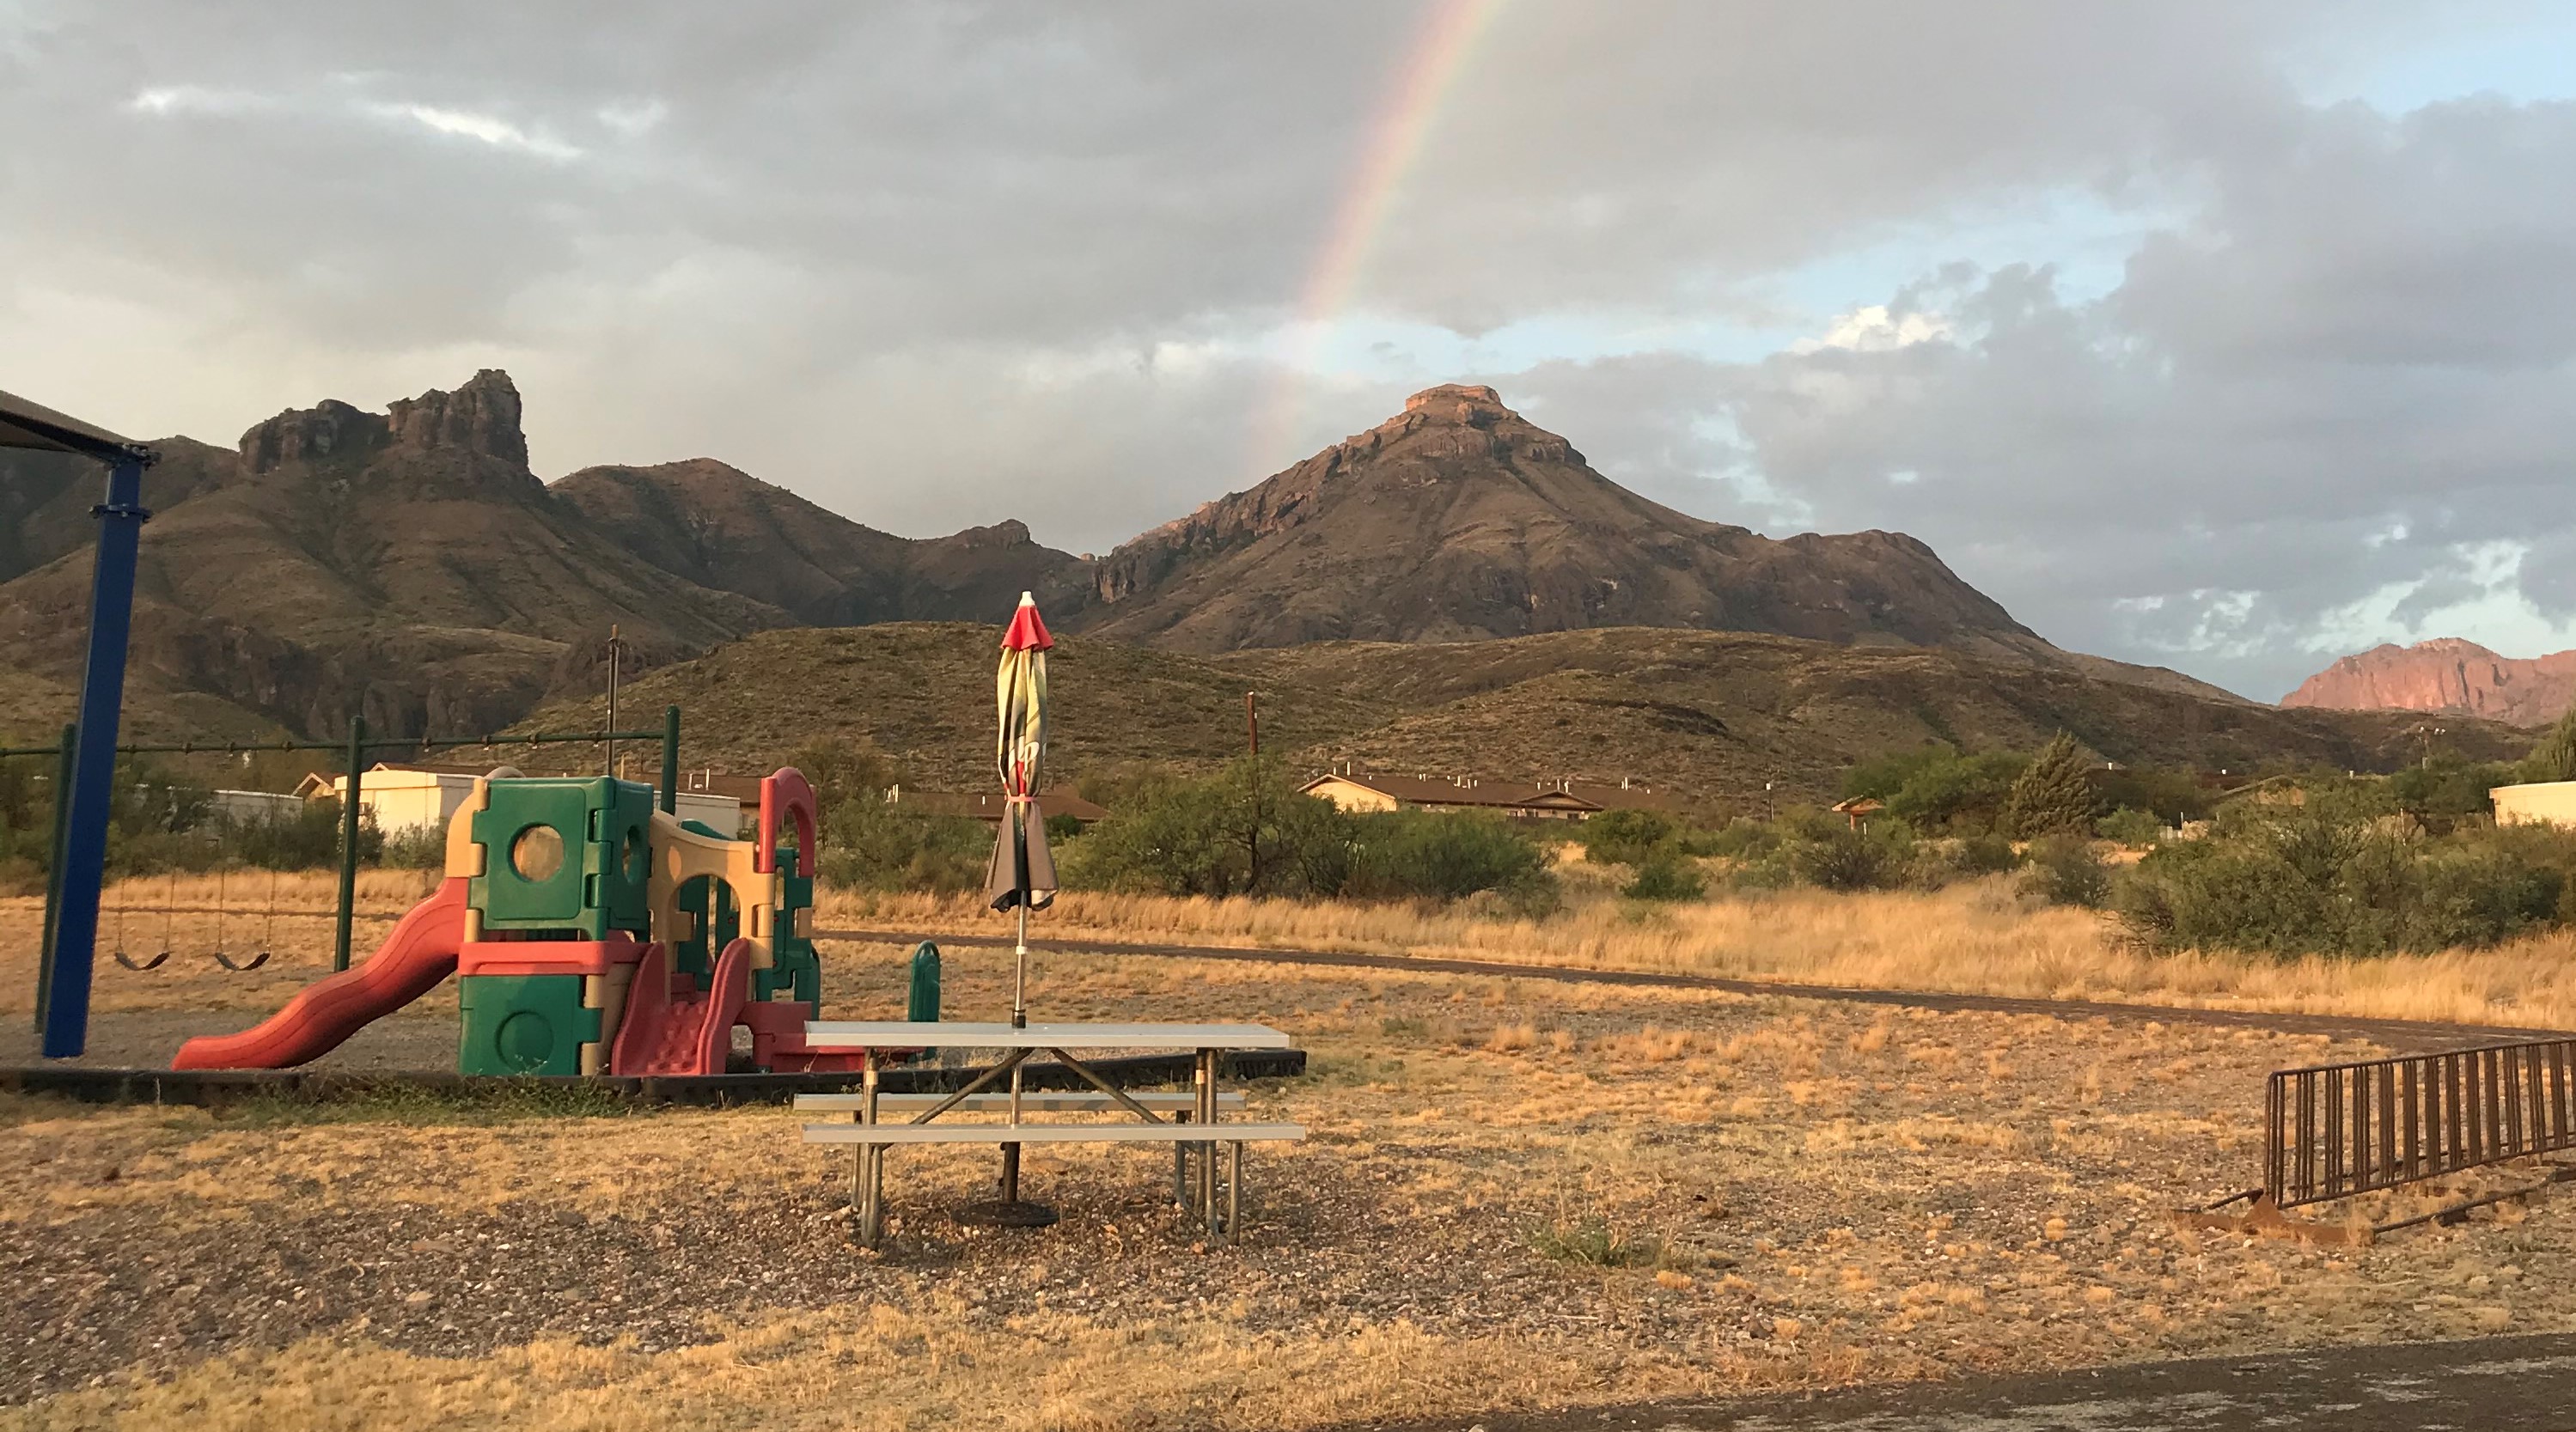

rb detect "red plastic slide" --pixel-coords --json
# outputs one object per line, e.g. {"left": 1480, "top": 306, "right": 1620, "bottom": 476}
{"left": 609, "top": 936, "right": 751, "bottom": 1076}
{"left": 171, "top": 878, "right": 471, "bottom": 1070}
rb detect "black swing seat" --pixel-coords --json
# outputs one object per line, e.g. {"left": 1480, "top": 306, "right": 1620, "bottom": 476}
{"left": 112, "top": 950, "right": 170, "bottom": 971}
{"left": 211, "top": 951, "right": 270, "bottom": 972}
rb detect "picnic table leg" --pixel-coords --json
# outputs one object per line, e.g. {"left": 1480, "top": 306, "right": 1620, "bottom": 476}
{"left": 1172, "top": 1112, "right": 1190, "bottom": 1208}
{"left": 1001, "top": 1052, "right": 1024, "bottom": 1203}
{"left": 1196, "top": 1047, "right": 1218, "bottom": 1237}
{"left": 860, "top": 1052, "right": 884, "bottom": 1248}
{"left": 1228, "top": 1141, "right": 1243, "bottom": 1245}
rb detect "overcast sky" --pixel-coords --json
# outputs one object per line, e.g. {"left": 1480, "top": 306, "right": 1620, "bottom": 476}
{"left": 9, "top": 2, "right": 2576, "bottom": 698}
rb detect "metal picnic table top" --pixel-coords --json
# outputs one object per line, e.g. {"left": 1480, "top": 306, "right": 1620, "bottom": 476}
{"left": 798, "top": 1020, "right": 1295, "bottom": 1051}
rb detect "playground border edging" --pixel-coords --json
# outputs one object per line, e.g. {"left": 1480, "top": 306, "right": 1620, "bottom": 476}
{"left": 0, "top": 1048, "right": 1307, "bottom": 1108}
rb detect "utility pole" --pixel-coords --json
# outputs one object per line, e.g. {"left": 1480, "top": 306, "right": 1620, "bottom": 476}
{"left": 603, "top": 625, "right": 623, "bottom": 777}
{"left": 1245, "top": 691, "right": 1261, "bottom": 893}
{"left": 2417, "top": 722, "right": 2446, "bottom": 770}
{"left": 1764, "top": 780, "right": 1774, "bottom": 822}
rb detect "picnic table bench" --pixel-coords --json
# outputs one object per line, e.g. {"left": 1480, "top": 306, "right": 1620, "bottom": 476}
{"left": 796, "top": 1021, "right": 1305, "bottom": 1246}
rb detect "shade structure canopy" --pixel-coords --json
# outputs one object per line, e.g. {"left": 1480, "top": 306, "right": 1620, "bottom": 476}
{"left": 0, "top": 387, "right": 149, "bottom": 463}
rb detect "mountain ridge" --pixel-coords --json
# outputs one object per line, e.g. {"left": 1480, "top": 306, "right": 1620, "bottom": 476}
{"left": 2281, "top": 637, "right": 2576, "bottom": 728}
{"left": 1073, "top": 384, "right": 2059, "bottom": 661}
{"left": 3, "top": 371, "right": 2237, "bottom": 746}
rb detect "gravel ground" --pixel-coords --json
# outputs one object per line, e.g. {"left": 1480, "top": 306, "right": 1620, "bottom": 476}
{"left": 8, "top": 953, "right": 2576, "bottom": 1425}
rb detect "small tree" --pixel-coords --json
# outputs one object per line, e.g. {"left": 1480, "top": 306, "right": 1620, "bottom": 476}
{"left": 2005, "top": 733, "right": 2099, "bottom": 838}
{"left": 2529, "top": 707, "right": 2576, "bottom": 783}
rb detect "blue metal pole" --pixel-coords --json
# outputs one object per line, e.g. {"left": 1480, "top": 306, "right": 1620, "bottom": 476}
{"left": 40, "top": 454, "right": 151, "bottom": 1058}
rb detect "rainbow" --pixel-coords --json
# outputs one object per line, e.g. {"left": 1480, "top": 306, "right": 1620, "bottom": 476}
{"left": 1246, "top": 0, "right": 1505, "bottom": 479}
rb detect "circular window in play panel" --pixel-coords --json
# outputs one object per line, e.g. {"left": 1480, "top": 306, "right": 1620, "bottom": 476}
{"left": 510, "top": 824, "right": 565, "bottom": 883}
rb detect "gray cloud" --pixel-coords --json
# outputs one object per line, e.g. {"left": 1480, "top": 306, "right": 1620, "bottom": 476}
{"left": 5, "top": 1, "right": 2571, "bottom": 698}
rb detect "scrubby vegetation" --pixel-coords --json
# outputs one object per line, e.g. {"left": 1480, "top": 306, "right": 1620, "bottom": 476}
{"left": 0, "top": 750, "right": 389, "bottom": 893}
{"left": 1060, "top": 759, "right": 1556, "bottom": 909}
{"left": 2113, "top": 789, "right": 2576, "bottom": 957}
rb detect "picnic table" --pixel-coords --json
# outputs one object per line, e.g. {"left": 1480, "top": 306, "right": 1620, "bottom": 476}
{"left": 797, "top": 1021, "right": 1305, "bottom": 1247}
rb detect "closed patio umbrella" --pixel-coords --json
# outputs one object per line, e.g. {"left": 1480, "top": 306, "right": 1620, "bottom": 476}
{"left": 985, "top": 592, "right": 1055, "bottom": 1027}
{"left": 981, "top": 593, "right": 1058, "bottom": 1218}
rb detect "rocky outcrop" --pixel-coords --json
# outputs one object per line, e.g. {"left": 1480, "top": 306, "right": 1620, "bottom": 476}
{"left": 1073, "top": 383, "right": 2055, "bottom": 660}
{"left": 241, "top": 369, "right": 533, "bottom": 497}
{"left": 2280, "top": 638, "right": 2576, "bottom": 727}
{"left": 241, "top": 399, "right": 388, "bottom": 474}
{"left": 387, "top": 369, "right": 528, "bottom": 466}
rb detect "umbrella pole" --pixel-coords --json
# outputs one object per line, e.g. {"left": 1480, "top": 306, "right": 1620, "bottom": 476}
{"left": 1004, "top": 834, "right": 1028, "bottom": 1203}
{"left": 1013, "top": 899, "right": 1029, "bottom": 1028}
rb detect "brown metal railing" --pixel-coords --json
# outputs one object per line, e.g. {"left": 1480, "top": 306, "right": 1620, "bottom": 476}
{"left": 2267, "top": 1038, "right": 2576, "bottom": 1208}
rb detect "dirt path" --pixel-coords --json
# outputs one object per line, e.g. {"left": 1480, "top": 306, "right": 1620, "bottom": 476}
{"left": 825, "top": 927, "right": 2565, "bottom": 1052}
{"left": 1377, "top": 1334, "right": 2576, "bottom": 1431}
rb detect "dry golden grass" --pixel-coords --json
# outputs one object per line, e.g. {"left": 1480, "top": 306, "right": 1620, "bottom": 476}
{"left": 6, "top": 947, "right": 2575, "bottom": 1429}
{"left": 14, "top": 862, "right": 2576, "bottom": 1031}
{"left": 825, "top": 872, "right": 2576, "bottom": 1030}
{"left": 0, "top": 870, "right": 443, "bottom": 1018}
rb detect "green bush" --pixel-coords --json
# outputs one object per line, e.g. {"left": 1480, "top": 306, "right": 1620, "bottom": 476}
{"left": 1349, "top": 811, "right": 1551, "bottom": 902}
{"left": 819, "top": 799, "right": 991, "bottom": 894}
{"left": 2006, "top": 733, "right": 2100, "bottom": 838}
{"left": 229, "top": 798, "right": 373, "bottom": 870}
{"left": 1059, "top": 763, "right": 1324, "bottom": 898}
{"left": 1700, "top": 818, "right": 1783, "bottom": 861}
{"left": 2384, "top": 756, "right": 2515, "bottom": 826}
{"left": 1579, "top": 808, "right": 1678, "bottom": 866}
{"left": 2095, "top": 806, "right": 2167, "bottom": 848}
{"left": 377, "top": 822, "right": 448, "bottom": 870}
{"left": 1621, "top": 851, "right": 1706, "bottom": 902}
{"left": 2020, "top": 835, "right": 2110, "bottom": 907}
{"left": 2114, "top": 806, "right": 2573, "bottom": 957}
{"left": 1844, "top": 746, "right": 2027, "bottom": 832}
{"left": 2528, "top": 707, "right": 2576, "bottom": 783}
{"left": 1951, "top": 832, "right": 2021, "bottom": 874}
{"left": 1785, "top": 824, "right": 1905, "bottom": 892}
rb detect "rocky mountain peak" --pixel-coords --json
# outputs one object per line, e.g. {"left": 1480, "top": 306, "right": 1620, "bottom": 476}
{"left": 241, "top": 369, "right": 530, "bottom": 476}
{"left": 239, "top": 399, "right": 388, "bottom": 474}
{"left": 2280, "top": 637, "right": 2576, "bottom": 724}
{"left": 387, "top": 369, "right": 528, "bottom": 467}
{"left": 1404, "top": 383, "right": 1511, "bottom": 425}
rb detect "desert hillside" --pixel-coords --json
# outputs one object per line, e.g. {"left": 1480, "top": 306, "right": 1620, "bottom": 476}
{"left": 501, "top": 623, "right": 2524, "bottom": 807}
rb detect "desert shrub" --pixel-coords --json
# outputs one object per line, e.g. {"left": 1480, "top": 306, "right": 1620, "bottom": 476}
{"left": 1061, "top": 761, "right": 1358, "bottom": 898}
{"left": 820, "top": 799, "right": 991, "bottom": 894}
{"left": 1348, "top": 810, "right": 1552, "bottom": 903}
{"left": 780, "top": 736, "right": 899, "bottom": 815}
{"left": 2091, "top": 765, "right": 2217, "bottom": 825}
{"left": 2095, "top": 805, "right": 2167, "bottom": 848}
{"left": 228, "top": 798, "right": 372, "bottom": 870}
{"left": 1845, "top": 746, "right": 2027, "bottom": 832}
{"left": 1952, "top": 832, "right": 2020, "bottom": 874}
{"left": 0, "top": 755, "right": 56, "bottom": 876}
{"left": 2005, "top": 733, "right": 2100, "bottom": 838}
{"left": 1580, "top": 808, "right": 1678, "bottom": 866}
{"left": 1621, "top": 851, "right": 1706, "bottom": 902}
{"left": 2020, "top": 834, "right": 2110, "bottom": 907}
{"left": 376, "top": 822, "right": 448, "bottom": 870}
{"left": 2528, "top": 706, "right": 2576, "bottom": 783}
{"left": 1785, "top": 824, "right": 1905, "bottom": 892}
{"left": 1068, "top": 772, "right": 1552, "bottom": 906}
{"left": 2115, "top": 805, "right": 2573, "bottom": 957}
{"left": 2384, "top": 755, "right": 2515, "bottom": 826}
{"left": 1700, "top": 818, "right": 1783, "bottom": 861}
{"left": 1523, "top": 1213, "right": 1666, "bottom": 1268}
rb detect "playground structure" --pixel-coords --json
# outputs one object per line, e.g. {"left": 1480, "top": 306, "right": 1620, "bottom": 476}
{"left": 170, "top": 765, "right": 908, "bottom": 1076}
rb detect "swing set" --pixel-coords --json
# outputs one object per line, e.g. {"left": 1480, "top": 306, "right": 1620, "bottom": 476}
{"left": 104, "top": 862, "right": 275, "bottom": 972}
{"left": 15, "top": 709, "right": 688, "bottom": 1037}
